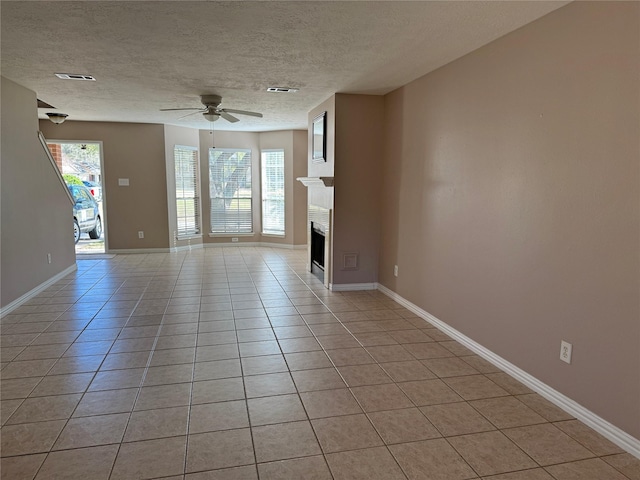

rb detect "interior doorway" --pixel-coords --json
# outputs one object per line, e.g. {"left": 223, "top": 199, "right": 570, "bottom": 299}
{"left": 47, "top": 141, "right": 106, "bottom": 254}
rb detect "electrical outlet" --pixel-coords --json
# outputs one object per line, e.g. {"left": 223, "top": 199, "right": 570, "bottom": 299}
{"left": 232, "top": 237, "right": 239, "bottom": 243}
{"left": 393, "top": 265, "right": 398, "bottom": 277}
{"left": 47, "top": 253, "right": 52, "bottom": 264}
{"left": 560, "top": 340, "right": 572, "bottom": 364}
{"left": 138, "top": 231, "right": 144, "bottom": 239}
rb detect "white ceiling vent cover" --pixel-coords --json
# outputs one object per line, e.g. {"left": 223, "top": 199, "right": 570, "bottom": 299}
{"left": 267, "top": 87, "right": 298, "bottom": 93}
{"left": 55, "top": 73, "right": 96, "bottom": 81}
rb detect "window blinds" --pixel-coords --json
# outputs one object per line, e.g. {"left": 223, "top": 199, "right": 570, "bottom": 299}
{"left": 209, "top": 148, "right": 253, "bottom": 233}
{"left": 261, "top": 150, "right": 285, "bottom": 235}
{"left": 174, "top": 145, "right": 200, "bottom": 238}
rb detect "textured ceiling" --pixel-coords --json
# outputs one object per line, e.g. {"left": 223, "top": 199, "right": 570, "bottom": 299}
{"left": 1, "top": 1, "right": 568, "bottom": 131}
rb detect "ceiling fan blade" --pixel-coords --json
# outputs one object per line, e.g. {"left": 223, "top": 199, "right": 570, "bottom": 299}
{"left": 178, "top": 110, "right": 203, "bottom": 120}
{"left": 160, "top": 107, "right": 203, "bottom": 112}
{"left": 220, "top": 112, "right": 240, "bottom": 123}
{"left": 221, "top": 108, "right": 263, "bottom": 118}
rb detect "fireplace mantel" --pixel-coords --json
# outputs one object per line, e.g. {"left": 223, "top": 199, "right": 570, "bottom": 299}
{"left": 297, "top": 176, "right": 334, "bottom": 188}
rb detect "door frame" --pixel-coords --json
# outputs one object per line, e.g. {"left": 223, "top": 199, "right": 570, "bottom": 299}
{"left": 47, "top": 139, "right": 108, "bottom": 253}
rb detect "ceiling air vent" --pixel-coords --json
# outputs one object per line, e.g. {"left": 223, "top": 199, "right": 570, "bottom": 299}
{"left": 55, "top": 73, "right": 96, "bottom": 81}
{"left": 267, "top": 87, "right": 298, "bottom": 93}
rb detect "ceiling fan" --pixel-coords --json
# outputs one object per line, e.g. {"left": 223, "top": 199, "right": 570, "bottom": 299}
{"left": 160, "top": 95, "right": 263, "bottom": 123}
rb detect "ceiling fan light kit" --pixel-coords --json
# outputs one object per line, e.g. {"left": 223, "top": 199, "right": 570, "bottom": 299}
{"left": 46, "top": 112, "right": 68, "bottom": 124}
{"left": 203, "top": 111, "right": 220, "bottom": 122}
{"left": 160, "top": 94, "right": 263, "bottom": 124}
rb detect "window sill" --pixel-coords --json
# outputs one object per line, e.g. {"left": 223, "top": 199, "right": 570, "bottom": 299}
{"left": 176, "top": 234, "right": 203, "bottom": 241}
{"left": 261, "top": 233, "right": 286, "bottom": 238}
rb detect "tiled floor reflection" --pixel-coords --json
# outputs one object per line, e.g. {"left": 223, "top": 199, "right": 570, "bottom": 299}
{"left": 1, "top": 247, "right": 638, "bottom": 480}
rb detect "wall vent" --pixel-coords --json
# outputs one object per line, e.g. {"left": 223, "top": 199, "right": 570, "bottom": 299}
{"left": 55, "top": 73, "right": 96, "bottom": 81}
{"left": 343, "top": 253, "right": 358, "bottom": 270}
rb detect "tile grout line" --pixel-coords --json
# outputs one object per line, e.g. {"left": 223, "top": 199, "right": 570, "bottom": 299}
{"left": 21, "top": 256, "right": 152, "bottom": 477}
{"left": 1, "top": 248, "right": 636, "bottom": 480}
{"left": 248, "top": 248, "right": 336, "bottom": 480}
{"left": 105, "top": 252, "right": 188, "bottom": 480}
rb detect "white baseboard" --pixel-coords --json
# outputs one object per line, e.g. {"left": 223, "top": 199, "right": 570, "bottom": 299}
{"left": 170, "top": 243, "right": 204, "bottom": 253}
{"left": 258, "top": 242, "right": 297, "bottom": 250}
{"left": 108, "top": 243, "right": 305, "bottom": 253}
{"left": 108, "top": 248, "right": 173, "bottom": 254}
{"left": 376, "top": 283, "right": 640, "bottom": 459}
{"left": 1, "top": 264, "right": 77, "bottom": 317}
{"left": 330, "top": 282, "right": 378, "bottom": 292}
{"left": 205, "top": 242, "right": 305, "bottom": 250}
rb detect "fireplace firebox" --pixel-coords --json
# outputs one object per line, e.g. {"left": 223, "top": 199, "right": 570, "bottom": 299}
{"left": 311, "top": 222, "right": 325, "bottom": 280}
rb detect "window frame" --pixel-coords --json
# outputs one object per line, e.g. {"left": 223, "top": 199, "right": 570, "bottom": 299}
{"left": 173, "top": 145, "right": 201, "bottom": 239}
{"left": 208, "top": 147, "right": 253, "bottom": 235}
{"left": 260, "top": 149, "right": 286, "bottom": 237}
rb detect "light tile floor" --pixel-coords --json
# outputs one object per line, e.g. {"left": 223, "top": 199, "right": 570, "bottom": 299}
{"left": 1, "top": 247, "right": 639, "bottom": 480}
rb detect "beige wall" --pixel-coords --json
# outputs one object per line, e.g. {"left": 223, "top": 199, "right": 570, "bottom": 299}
{"left": 292, "top": 130, "right": 309, "bottom": 245}
{"left": 333, "top": 94, "right": 384, "bottom": 285}
{"left": 305, "top": 94, "right": 385, "bottom": 286}
{"left": 39, "top": 120, "right": 168, "bottom": 250}
{"left": 379, "top": 1, "right": 639, "bottom": 438}
{"left": 1, "top": 77, "right": 76, "bottom": 308}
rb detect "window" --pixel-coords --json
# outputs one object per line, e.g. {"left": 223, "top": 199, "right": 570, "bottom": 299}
{"left": 261, "top": 150, "right": 285, "bottom": 235}
{"left": 174, "top": 145, "right": 200, "bottom": 238}
{"left": 209, "top": 148, "right": 252, "bottom": 234}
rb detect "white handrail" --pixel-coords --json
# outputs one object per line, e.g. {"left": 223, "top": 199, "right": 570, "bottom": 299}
{"left": 38, "top": 130, "right": 75, "bottom": 205}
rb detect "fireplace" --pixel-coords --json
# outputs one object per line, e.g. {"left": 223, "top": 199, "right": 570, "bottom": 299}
{"left": 307, "top": 204, "right": 331, "bottom": 287}
{"left": 311, "top": 222, "right": 325, "bottom": 280}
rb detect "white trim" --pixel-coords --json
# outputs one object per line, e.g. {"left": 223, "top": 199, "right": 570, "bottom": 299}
{"left": 297, "top": 177, "right": 335, "bottom": 188}
{"left": 205, "top": 242, "right": 261, "bottom": 248}
{"left": 330, "top": 282, "right": 377, "bottom": 292}
{"left": 204, "top": 242, "right": 303, "bottom": 250}
{"left": 44, "top": 138, "right": 109, "bottom": 252}
{"left": 376, "top": 283, "right": 640, "bottom": 459}
{"left": 170, "top": 243, "right": 204, "bottom": 253}
{"left": 175, "top": 234, "right": 203, "bottom": 241}
{"left": 38, "top": 132, "right": 75, "bottom": 205}
{"left": 261, "top": 149, "right": 286, "bottom": 238}
{"left": 209, "top": 147, "right": 254, "bottom": 236}
{"left": 259, "top": 242, "right": 294, "bottom": 250}
{"left": 108, "top": 248, "right": 173, "bottom": 254}
{"left": 208, "top": 233, "right": 255, "bottom": 238}
{"left": 1, "top": 264, "right": 77, "bottom": 317}
{"left": 108, "top": 243, "right": 302, "bottom": 253}
{"left": 174, "top": 144, "right": 202, "bottom": 239}
{"left": 76, "top": 254, "right": 116, "bottom": 260}
{"left": 260, "top": 233, "right": 286, "bottom": 239}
